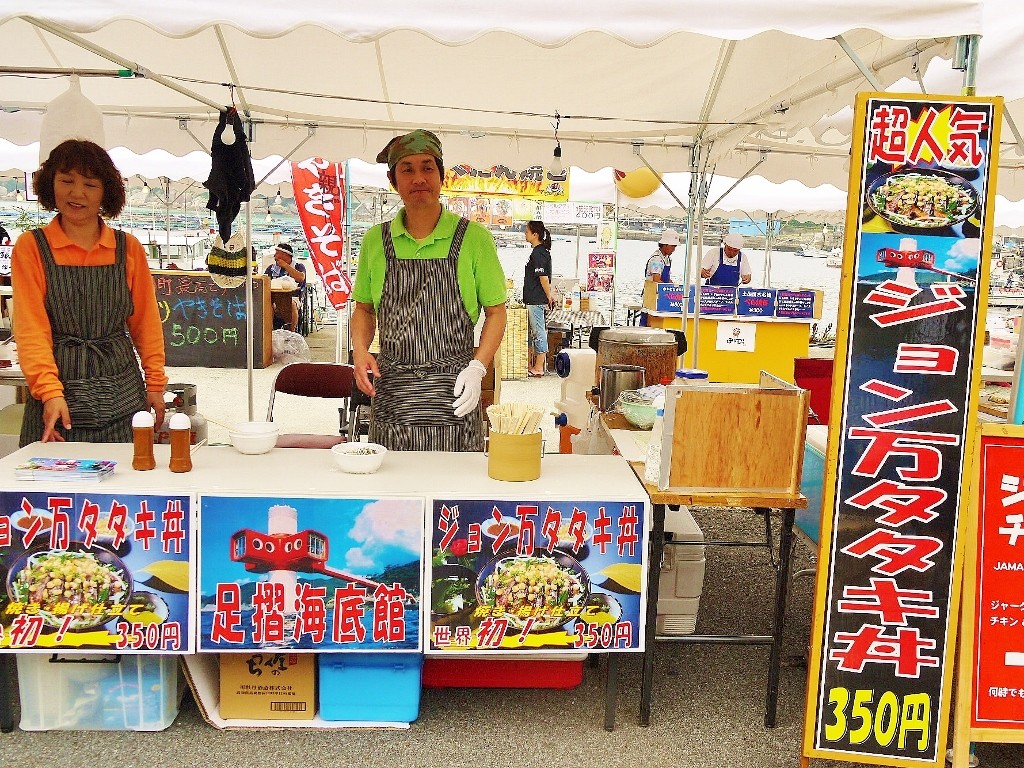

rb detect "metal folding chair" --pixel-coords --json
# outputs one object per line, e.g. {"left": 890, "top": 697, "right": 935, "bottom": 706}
{"left": 266, "top": 362, "right": 357, "bottom": 446}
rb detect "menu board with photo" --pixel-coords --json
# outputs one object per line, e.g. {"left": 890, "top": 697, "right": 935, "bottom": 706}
{"left": 0, "top": 490, "right": 194, "bottom": 653}
{"left": 803, "top": 93, "right": 1001, "bottom": 767}
{"left": 426, "top": 498, "right": 648, "bottom": 653}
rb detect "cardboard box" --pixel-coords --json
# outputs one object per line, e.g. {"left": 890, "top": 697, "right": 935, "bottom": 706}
{"left": 219, "top": 653, "right": 316, "bottom": 720}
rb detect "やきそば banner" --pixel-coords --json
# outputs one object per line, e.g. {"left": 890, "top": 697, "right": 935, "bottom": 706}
{"left": 0, "top": 491, "right": 194, "bottom": 653}
{"left": 803, "top": 93, "right": 1001, "bottom": 766}
{"left": 198, "top": 495, "right": 423, "bottom": 652}
{"left": 291, "top": 158, "right": 351, "bottom": 310}
{"left": 427, "top": 498, "right": 647, "bottom": 653}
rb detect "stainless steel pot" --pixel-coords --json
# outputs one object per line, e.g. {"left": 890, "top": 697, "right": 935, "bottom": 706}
{"left": 597, "top": 364, "right": 645, "bottom": 411}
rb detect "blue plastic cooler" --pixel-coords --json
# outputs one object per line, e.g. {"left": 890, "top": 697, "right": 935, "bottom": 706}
{"left": 317, "top": 653, "right": 423, "bottom": 723}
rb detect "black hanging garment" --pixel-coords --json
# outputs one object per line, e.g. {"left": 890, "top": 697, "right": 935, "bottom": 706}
{"left": 204, "top": 108, "right": 255, "bottom": 243}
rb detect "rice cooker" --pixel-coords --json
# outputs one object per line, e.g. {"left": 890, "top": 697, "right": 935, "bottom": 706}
{"left": 594, "top": 327, "right": 681, "bottom": 389}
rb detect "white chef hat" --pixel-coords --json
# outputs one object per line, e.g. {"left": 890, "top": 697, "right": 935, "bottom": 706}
{"left": 724, "top": 233, "right": 744, "bottom": 249}
{"left": 659, "top": 228, "right": 680, "bottom": 246}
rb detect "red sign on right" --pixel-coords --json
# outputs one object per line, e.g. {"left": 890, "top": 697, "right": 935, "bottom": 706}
{"left": 974, "top": 436, "right": 1024, "bottom": 729}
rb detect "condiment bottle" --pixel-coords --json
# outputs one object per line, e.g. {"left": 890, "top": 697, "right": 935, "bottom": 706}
{"left": 131, "top": 410, "right": 156, "bottom": 471}
{"left": 168, "top": 412, "right": 193, "bottom": 473}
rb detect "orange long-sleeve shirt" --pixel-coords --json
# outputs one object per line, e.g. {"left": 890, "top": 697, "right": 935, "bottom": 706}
{"left": 12, "top": 217, "right": 168, "bottom": 403}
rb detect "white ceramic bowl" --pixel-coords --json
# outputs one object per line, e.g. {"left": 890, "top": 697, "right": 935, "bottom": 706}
{"left": 331, "top": 442, "right": 387, "bottom": 474}
{"left": 228, "top": 421, "right": 280, "bottom": 455}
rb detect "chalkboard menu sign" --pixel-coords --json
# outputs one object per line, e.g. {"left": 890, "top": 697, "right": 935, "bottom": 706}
{"left": 737, "top": 287, "right": 777, "bottom": 317}
{"left": 774, "top": 289, "right": 817, "bottom": 319}
{"left": 152, "top": 271, "right": 272, "bottom": 368}
{"left": 686, "top": 285, "right": 736, "bottom": 315}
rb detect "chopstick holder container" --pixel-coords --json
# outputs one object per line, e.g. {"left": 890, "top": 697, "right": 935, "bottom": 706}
{"left": 486, "top": 430, "right": 543, "bottom": 482}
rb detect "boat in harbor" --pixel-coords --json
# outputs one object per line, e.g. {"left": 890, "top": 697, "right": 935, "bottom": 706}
{"left": 799, "top": 245, "right": 841, "bottom": 259}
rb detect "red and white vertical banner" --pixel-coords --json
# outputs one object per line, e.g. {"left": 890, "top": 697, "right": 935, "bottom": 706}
{"left": 291, "top": 158, "right": 351, "bottom": 309}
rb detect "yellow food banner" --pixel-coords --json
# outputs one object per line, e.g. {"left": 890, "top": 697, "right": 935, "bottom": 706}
{"left": 443, "top": 163, "right": 569, "bottom": 202}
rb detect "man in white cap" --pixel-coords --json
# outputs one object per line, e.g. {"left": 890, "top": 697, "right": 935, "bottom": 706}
{"left": 645, "top": 228, "right": 680, "bottom": 283}
{"left": 264, "top": 242, "right": 306, "bottom": 330}
{"left": 701, "top": 232, "right": 752, "bottom": 287}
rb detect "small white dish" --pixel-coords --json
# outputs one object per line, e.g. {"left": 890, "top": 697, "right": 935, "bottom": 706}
{"left": 228, "top": 421, "right": 279, "bottom": 455}
{"left": 331, "top": 442, "right": 387, "bottom": 474}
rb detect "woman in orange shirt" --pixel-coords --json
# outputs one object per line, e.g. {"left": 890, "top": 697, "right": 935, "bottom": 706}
{"left": 12, "top": 139, "right": 167, "bottom": 445}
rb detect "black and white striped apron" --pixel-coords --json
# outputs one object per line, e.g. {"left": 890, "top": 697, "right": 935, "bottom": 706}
{"left": 20, "top": 228, "right": 148, "bottom": 446}
{"left": 369, "top": 217, "right": 483, "bottom": 452}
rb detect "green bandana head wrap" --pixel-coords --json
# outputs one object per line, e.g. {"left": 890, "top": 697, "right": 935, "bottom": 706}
{"left": 376, "top": 129, "right": 443, "bottom": 169}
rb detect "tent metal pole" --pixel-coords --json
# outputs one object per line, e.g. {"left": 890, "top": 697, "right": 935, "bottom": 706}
{"left": 1001, "top": 108, "right": 1024, "bottom": 158}
{"left": 633, "top": 148, "right": 689, "bottom": 212}
{"left": 679, "top": 143, "right": 701, "bottom": 340}
{"left": 0, "top": 66, "right": 134, "bottom": 78}
{"left": 706, "top": 151, "right": 767, "bottom": 211}
{"left": 960, "top": 34, "right": 980, "bottom": 96}
{"left": 245, "top": 201, "right": 254, "bottom": 421}
{"left": 255, "top": 126, "right": 317, "bottom": 186}
{"left": 833, "top": 35, "right": 884, "bottom": 91}
{"left": 213, "top": 25, "right": 252, "bottom": 118}
{"left": 339, "top": 161, "right": 352, "bottom": 365}
{"left": 704, "top": 38, "right": 945, "bottom": 147}
{"left": 22, "top": 16, "right": 224, "bottom": 111}
{"left": 178, "top": 119, "right": 213, "bottom": 154}
{"left": 690, "top": 164, "right": 712, "bottom": 369}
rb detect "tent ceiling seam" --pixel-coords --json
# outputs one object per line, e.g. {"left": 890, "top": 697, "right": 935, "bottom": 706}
{"left": 374, "top": 41, "right": 396, "bottom": 124}
{"left": 696, "top": 40, "right": 735, "bottom": 143}
{"left": 214, "top": 24, "right": 251, "bottom": 118}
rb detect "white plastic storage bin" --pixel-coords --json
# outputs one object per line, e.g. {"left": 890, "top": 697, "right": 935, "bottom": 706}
{"left": 16, "top": 653, "right": 181, "bottom": 731}
{"left": 656, "top": 506, "right": 706, "bottom": 635}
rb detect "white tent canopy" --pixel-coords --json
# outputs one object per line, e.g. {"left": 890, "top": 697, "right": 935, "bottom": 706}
{"left": 0, "top": 1, "right": 985, "bottom": 191}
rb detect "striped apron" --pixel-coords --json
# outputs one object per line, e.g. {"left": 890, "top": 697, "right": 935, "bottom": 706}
{"left": 20, "top": 228, "right": 148, "bottom": 446}
{"left": 369, "top": 217, "right": 483, "bottom": 452}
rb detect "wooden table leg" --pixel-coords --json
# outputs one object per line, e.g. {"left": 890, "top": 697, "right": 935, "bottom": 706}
{"left": 640, "top": 502, "right": 666, "bottom": 726}
{"left": 765, "top": 506, "right": 796, "bottom": 728}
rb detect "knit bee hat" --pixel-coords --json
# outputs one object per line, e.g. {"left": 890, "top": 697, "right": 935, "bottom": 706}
{"left": 207, "top": 231, "right": 248, "bottom": 288}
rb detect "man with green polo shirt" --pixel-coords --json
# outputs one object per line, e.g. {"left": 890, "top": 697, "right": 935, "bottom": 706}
{"left": 351, "top": 129, "right": 507, "bottom": 452}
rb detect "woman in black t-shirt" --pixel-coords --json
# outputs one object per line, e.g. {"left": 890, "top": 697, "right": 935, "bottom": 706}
{"left": 523, "top": 220, "right": 555, "bottom": 376}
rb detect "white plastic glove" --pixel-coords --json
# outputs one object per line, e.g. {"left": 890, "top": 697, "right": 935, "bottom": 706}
{"left": 452, "top": 359, "right": 487, "bottom": 418}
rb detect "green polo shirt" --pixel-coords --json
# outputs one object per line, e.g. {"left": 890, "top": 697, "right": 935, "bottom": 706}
{"left": 352, "top": 208, "right": 507, "bottom": 323}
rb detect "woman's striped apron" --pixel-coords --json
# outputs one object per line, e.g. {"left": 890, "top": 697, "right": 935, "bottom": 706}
{"left": 20, "top": 228, "right": 148, "bottom": 446}
{"left": 369, "top": 217, "right": 483, "bottom": 452}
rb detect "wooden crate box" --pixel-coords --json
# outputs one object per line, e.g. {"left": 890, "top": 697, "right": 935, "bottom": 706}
{"left": 658, "top": 372, "right": 809, "bottom": 494}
